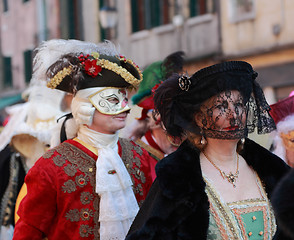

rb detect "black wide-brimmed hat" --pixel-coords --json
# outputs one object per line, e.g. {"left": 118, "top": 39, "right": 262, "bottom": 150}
{"left": 154, "top": 61, "right": 276, "bottom": 138}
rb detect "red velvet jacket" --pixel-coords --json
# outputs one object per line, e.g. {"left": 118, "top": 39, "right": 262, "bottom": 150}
{"left": 13, "top": 138, "right": 154, "bottom": 240}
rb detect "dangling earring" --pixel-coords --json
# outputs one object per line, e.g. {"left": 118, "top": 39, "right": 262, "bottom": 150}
{"left": 200, "top": 135, "right": 207, "bottom": 145}
{"left": 241, "top": 138, "right": 245, "bottom": 144}
{"left": 200, "top": 129, "right": 207, "bottom": 145}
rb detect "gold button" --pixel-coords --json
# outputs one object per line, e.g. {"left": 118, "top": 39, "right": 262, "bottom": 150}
{"left": 78, "top": 178, "right": 86, "bottom": 185}
{"left": 252, "top": 216, "right": 256, "bottom": 221}
{"left": 248, "top": 232, "right": 252, "bottom": 236}
{"left": 259, "top": 231, "right": 263, "bottom": 236}
{"left": 89, "top": 168, "right": 93, "bottom": 172}
{"left": 83, "top": 211, "right": 90, "bottom": 219}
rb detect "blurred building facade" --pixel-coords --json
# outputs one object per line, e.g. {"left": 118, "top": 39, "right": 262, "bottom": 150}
{"left": 1, "top": 0, "right": 294, "bottom": 123}
{"left": 0, "top": 0, "right": 101, "bottom": 120}
{"left": 112, "top": 0, "right": 294, "bottom": 104}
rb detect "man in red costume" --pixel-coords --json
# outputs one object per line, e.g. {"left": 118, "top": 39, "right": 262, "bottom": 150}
{"left": 129, "top": 52, "right": 185, "bottom": 172}
{"left": 13, "top": 40, "right": 154, "bottom": 240}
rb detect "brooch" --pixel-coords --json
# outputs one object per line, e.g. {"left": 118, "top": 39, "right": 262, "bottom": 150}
{"left": 178, "top": 75, "right": 191, "bottom": 91}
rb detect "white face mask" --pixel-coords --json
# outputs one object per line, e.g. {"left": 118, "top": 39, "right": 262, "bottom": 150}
{"left": 88, "top": 87, "right": 130, "bottom": 115}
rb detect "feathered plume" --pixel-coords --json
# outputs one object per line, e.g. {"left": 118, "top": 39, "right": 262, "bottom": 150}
{"left": 161, "top": 51, "right": 185, "bottom": 79}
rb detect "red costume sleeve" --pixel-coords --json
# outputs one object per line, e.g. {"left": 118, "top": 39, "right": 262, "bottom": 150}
{"left": 13, "top": 156, "right": 57, "bottom": 239}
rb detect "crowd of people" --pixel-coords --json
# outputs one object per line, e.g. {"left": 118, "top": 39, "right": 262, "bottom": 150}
{"left": 0, "top": 38, "right": 293, "bottom": 240}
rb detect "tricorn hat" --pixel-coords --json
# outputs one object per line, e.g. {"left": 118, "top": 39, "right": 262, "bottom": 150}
{"left": 44, "top": 42, "right": 142, "bottom": 94}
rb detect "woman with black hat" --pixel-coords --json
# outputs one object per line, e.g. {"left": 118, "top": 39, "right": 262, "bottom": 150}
{"left": 13, "top": 40, "right": 154, "bottom": 240}
{"left": 126, "top": 61, "right": 291, "bottom": 239}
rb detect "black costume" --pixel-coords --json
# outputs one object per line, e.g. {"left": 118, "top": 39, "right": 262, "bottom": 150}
{"left": 0, "top": 145, "right": 26, "bottom": 234}
{"left": 127, "top": 138, "right": 291, "bottom": 240}
{"left": 272, "top": 168, "right": 294, "bottom": 239}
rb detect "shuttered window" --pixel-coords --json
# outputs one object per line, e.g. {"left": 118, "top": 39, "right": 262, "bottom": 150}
{"left": 3, "top": 0, "right": 8, "bottom": 12}
{"left": 23, "top": 50, "right": 32, "bottom": 84}
{"left": 3, "top": 56, "right": 12, "bottom": 87}
{"left": 190, "top": 0, "right": 215, "bottom": 17}
{"left": 131, "top": 0, "right": 172, "bottom": 33}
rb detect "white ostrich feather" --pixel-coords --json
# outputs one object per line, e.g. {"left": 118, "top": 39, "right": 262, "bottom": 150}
{"left": 272, "top": 114, "right": 294, "bottom": 162}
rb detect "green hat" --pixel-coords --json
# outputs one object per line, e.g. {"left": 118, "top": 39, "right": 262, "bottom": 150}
{"left": 132, "top": 51, "right": 184, "bottom": 109}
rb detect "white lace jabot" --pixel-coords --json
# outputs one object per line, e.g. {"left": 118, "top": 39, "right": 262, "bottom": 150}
{"left": 77, "top": 125, "right": 139, "bottom": 240}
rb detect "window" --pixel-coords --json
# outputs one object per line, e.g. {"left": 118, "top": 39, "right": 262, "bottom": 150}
{"left": 3, "top": 0, "right": 8, "bottom": 12}
{"left": 3, "top": 56, "right": 12, "bottom": 87}
{"left": 229, "top": 0, "right": 255, "bottom": 23}
{"left": 23, "top": 50, "right": 32, "bottom": 84}
{"left": 99, "top": 0, "right": 107, "bottom": 40}
{"left": 131, "top": 0, "right": 173, "bottom": 33}
{"left": 190, "top": 0, "right": 215, "bottom": 17}
{"left": 60, "top": 0, "right": 82, "bottom": 39}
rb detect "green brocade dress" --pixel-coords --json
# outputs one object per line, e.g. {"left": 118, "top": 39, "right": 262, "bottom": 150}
{"left": 204, "top": 174, "right": 277, "bottom": 240}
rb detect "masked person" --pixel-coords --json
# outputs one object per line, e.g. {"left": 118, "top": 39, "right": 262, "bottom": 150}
{"left": 270, "top": 94, "right": 294, "bottom": 167}
{"left": 0, "top": 81, "right": 65, "bottom": 240}
{"left": 126, "top": 61, "right": 290, "bottom": 240}
{"left": 13, "top": 40, "right": 154, "bottom": 240}
{"left": 128, "top": 52, "right": 185, "bottom": 170}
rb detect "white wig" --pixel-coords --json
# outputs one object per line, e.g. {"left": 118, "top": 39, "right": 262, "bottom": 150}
{"left": 272, "top": 114, "right": 294, "bottom": 161}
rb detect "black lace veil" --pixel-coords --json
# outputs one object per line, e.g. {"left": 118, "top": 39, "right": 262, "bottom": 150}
{"left": 153, "top": 61, "right": 276, "bottom": 140}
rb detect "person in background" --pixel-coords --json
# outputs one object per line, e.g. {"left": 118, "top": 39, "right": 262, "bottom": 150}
{"left": 270, "top": 94, "right": 294, "bottom": 167}
{"left": 272, "top": 168, "right": 294, "bottom": 239}
{"left": 127, "top": 61, "right": 290, "bottom": 240}
{"left": 128, "top": 52, "right": 185, "bottom": 169}
{"left": 0, "top": 81, "right": 65, "bottom": 240}
{"left": 13, "top": 39, "right": 154, "bottom": 240}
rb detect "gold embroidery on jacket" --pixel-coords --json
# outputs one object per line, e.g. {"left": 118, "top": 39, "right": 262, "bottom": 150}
{"left": 52, "top": 154, "right": 66, "bottom": 166}
{"left": 49, "top": 141, "right": 100, "bottom": 239}
{"left": 66, "top": 209, "right": 80, "bottom": 222}
{"left": 80, "top": 192, "right": 94, "bottom": 205}
{"left": 64, "top": 164, "right": 77, "bottom": 176}
{"left": 79, "top": 224, "right": 94, "bottom": 237}
{"left": 119, "top": 138, "right": 146, "bottom": 195}
{"left": 42, "top": 148, "right": 55, "bottom": 159}
{"left": 62, "top": 179, "right": 76, "bottom": 193}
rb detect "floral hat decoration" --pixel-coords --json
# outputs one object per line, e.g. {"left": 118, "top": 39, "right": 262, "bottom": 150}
{"left": 44, "top": 41, "right": 142, "bottom": 94}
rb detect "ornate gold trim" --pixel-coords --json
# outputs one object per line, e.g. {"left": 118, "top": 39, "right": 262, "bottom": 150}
{"left": 204, "top": 179, "right": 241, "bottom": 239}
{"left": 204, "top": 173, "right": 277, "bottom": 240}
{"left": 135, "top": 139, "right": 164, "bottom": 161}
{"left": 98, "top": 58, "right": 142, "bottom": 88}
{"left": 47, "top": 66, "right": 73, "bottom": 89}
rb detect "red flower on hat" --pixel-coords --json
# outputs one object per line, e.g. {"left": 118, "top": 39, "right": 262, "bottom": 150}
{"left": 84, "top": 59, "right": 102, "bottom": 77}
